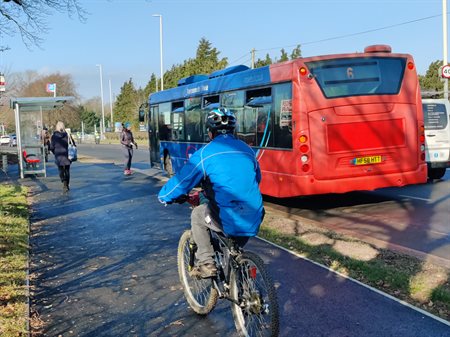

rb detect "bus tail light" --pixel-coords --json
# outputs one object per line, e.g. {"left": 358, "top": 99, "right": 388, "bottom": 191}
{"left": 299, "top": 134, "right": 311, "bottom": 171}
{"left": 419, "top": 124, "right": 425, "bottom": 161}
{"left": 300, "top": 145, "right": 309, "bottom": 153}
{"left": 299, "top": 67, "right": 308, "bottom": 76}
{"left": 407, "top": 62, "right": 414, "bottom": 70}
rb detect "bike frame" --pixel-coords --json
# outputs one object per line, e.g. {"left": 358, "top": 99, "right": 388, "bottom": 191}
{"left": 210, "top": 231, "right": 243, "bottom": 304}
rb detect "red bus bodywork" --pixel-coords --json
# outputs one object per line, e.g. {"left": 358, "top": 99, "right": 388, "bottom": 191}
{"left": 257, "top": 48, "right": 427, "bottom": 197}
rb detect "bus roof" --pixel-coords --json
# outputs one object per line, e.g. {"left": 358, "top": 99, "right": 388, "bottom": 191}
{"left": 150, "top": 65, "right": 271, "bottom": 105}
{"left": 149, "top": 44, "right": 410, "bottom": 106}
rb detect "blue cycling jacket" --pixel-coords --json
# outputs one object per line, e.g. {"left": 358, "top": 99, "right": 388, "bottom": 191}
{"left": 158, "top": 134, "right": 264, "bottom": 236}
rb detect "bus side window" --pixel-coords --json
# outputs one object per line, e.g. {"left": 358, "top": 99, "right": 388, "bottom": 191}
{"left": 172, "top": 113, "right": 185, "bottom": 141}
{"left": 273, "top": 82, "right": 293, "bottom": 149}
{"left": 159, "top": 103, "right": 172, "bottom": 141}
{"left": 185, "top": 109, "right": 203, "bottom": 142}
{"left": 256, "top": 105, "right": 273, "bottom": 148}
{"left": 242, "top": 107, "right": 256, "bottom": 146}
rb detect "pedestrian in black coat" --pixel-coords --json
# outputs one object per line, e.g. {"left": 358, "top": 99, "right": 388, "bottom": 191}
{"left": 49, "top": 121, "right": 75, "bottom": 192}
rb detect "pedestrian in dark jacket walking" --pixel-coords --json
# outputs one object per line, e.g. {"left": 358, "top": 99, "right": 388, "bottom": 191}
{"left": 50, "top": 121, "right": 75, "bottom": 192}
{"left": 120, "top": 122, "right": 137, "bottom": 175}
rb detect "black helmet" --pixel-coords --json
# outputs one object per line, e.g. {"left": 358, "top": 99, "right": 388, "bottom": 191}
{"left": 206, "top": 108, "right": 236, "bottom": 134}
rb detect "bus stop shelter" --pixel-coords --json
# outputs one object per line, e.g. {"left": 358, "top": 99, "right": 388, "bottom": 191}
{"left": 10, "top": 96, "right": 74, "bottom": 179}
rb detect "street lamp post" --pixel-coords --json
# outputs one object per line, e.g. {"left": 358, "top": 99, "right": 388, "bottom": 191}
{"left": 109, "top": 78, "right": 114, "bottom": 126}
{"left": 96, "top": 64, "right": 106, "bottom": 136}
{"left": 152, "top": 14, "right": 164, "bottom": 91}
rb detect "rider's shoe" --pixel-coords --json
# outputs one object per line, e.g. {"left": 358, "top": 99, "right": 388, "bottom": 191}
{"left": 191, "top": 263, "right": 217, "bottom": 278}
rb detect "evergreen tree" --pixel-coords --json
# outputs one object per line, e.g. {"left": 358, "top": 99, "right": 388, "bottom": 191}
{"left": 279, "top": 48, "right": 289, "bottom": 62}
{"left": 145, "top": 38, "right": 228, "bottom": 92}
{"left": 419, "top": 60, "right": 444, "bottom": 97}
{"left": 254, "top": 53, "right": 273, "bottom": 68}
{"left": 193, "top": 37, "right": 228, "bottom": 74}
{"left": 113, "top": 78, "right": 139, "bottom": 129}
{"left": 79, "top": 106, "right": 100, "bottom": 133}
{"left": 290, "top": 45, "right": 302, "bottom": 59}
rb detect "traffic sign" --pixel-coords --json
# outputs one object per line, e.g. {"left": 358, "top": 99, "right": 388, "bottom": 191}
{"left": 46, "top": 83, "right": 56, "bottom": 93}
{"left": 441, "top": 65, "right": 450, "bottom": 78}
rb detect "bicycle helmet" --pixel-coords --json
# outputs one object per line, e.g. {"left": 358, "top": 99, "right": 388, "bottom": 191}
{"left": 206, "top": 108, "right": 236, "bottom": 134}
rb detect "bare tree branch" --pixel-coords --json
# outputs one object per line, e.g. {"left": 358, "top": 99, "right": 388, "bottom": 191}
{"left": 0, "top": 0, "right": 87, "bottom": 49}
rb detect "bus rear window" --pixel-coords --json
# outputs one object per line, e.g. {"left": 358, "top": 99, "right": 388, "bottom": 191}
{"left": 423, "top": 103, "right": 449, "bottom": 130}
{"left": 306, "top": 57, "right": 406, "bottom": 98}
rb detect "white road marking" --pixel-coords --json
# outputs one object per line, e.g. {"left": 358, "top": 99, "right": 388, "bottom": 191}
{"left": 256, "top": 236, "right": 450, "bottom": 327}
{"left": 398, "top": 194, "right": 431, "bottom": 202}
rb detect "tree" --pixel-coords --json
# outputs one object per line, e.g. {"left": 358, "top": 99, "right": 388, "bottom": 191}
{"left": 193, "top": 37, "right": 228, "bottom": 75}
{"left": 113, "top": 78, "right": 140, "bottom": 129}
{"left": 254, "top": 53, "right": 273, "bottom": 68}
{"left": 149, "top": 38, "right": 228, "bottom": 92}
{"left": 419, "top": 60, "right": 444, "bottom": 97}
{"left": 290, "top": 45, "right": 302, "bottom": 60}
{"left": 79, "top": 105, "right": 100, "bottom": 133}
{"left": 278, "top": 48, "right": 289, "bottom": 63}
{"left": 2, "top": 71, "right": 81, "bottom": 131}
{"left": 0, "top": 0, "right": 86, "bottom": 49}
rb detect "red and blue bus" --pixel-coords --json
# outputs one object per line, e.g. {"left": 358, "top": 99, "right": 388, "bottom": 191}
{"left": 143, "top": 44, "right": 427, "bottom": 197}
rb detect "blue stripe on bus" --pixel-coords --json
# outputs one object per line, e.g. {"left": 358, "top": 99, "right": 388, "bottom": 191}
{"left": 150, "top": 66, "right": 272, "bottom": 104}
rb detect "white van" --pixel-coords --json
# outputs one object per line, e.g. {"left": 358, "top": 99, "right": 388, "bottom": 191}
{"left": 422, "top": 99, "right": 450, "bottom": 179}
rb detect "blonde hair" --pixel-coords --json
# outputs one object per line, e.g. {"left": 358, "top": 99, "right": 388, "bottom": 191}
{"left": 55, "top": 121, "right": 65, "bottom": 132}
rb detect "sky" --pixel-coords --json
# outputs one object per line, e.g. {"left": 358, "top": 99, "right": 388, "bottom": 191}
{"left": 0, "top": 0, "right": 446, "bottom": 104}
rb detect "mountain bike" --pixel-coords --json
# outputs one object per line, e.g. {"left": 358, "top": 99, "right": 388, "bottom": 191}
{"left": 175, "top": 192, "right": 280, "bottom": 337}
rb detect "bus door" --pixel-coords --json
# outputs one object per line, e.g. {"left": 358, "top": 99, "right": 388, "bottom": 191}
{"left": 149, "top": 105, "right": 160, "bottom": 166}
{"left": 422, "top": 99, "right": 450, "bottom": 179}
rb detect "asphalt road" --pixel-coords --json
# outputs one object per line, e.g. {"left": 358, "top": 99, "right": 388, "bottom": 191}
{"left": 264, "top": 170, "right": 450, "bottom": 268}
{"left": 22, "top": 148, "right": 449, "bottom": 336}
{"left": 78, "top": 143, "right": 450, "bottom": 268}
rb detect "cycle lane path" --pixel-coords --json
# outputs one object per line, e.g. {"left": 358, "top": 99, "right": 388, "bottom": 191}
{"left": 24, "top": 161, "right": 449, "bottom": 336}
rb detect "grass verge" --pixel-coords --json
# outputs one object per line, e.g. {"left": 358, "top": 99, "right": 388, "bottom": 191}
{"left": 0, "top": 183, "right": 29, "bottom": 337}
{"left": 260, "top": 212, "right": 450, "bottom": 322}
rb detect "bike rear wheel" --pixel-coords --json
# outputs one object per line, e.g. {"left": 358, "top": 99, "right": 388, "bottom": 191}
{"left": 230, "top": 251, "right": 280, "bottom": 337}
{"left": 177, "top": 230, "right": 218, "bottom": 315}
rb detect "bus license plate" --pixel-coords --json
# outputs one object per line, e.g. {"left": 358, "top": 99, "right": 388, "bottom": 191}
{"left": 353, "top": 155, "right": 382, "bottom": 165}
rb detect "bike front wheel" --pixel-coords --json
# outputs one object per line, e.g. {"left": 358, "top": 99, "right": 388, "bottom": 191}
{"left": 177, "top": 230, "right": 218, "bottom": 315}
{"left": 230, "top": 251, "right": 280, "bottom": 337}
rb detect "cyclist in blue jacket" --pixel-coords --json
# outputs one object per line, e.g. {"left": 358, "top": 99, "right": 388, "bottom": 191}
{"left": 158, "top": 107, "right": 265, "bottom": 278}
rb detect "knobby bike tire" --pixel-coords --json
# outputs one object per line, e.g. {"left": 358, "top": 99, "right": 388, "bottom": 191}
{"left": 177, "top": 230, "right": 218, "bottom": 315}
{"left": 230, "top": 251, "right": 280, "bottom": 337}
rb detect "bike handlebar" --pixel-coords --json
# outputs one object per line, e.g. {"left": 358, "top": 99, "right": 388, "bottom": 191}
{"left": 172, "top": 191, "right": 201, "bottom": 207}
